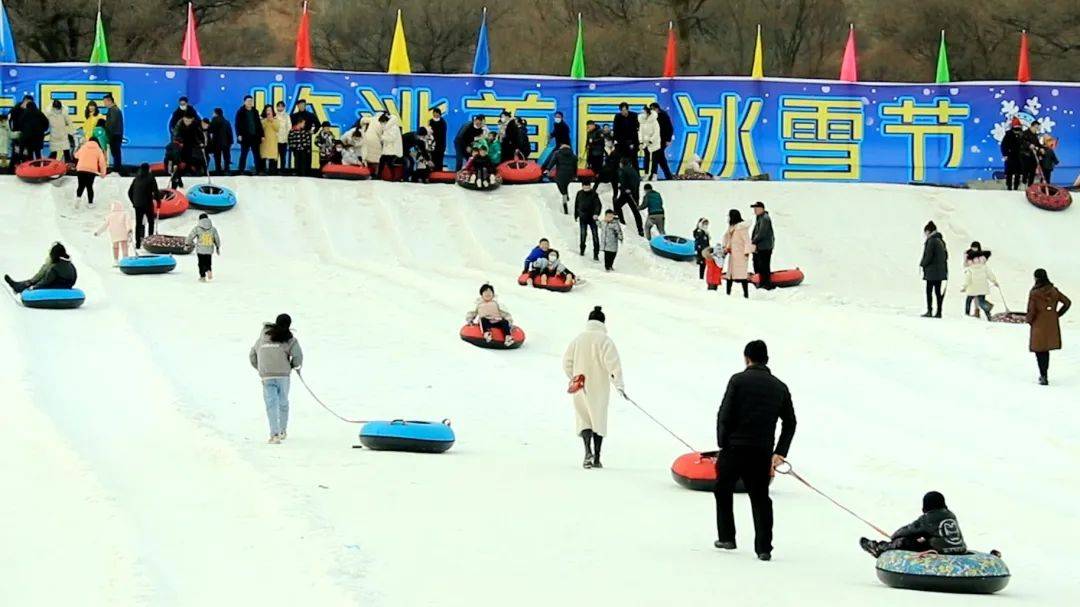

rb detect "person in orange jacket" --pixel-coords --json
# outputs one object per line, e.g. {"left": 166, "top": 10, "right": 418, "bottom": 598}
{"left": 73, "top": 138, "right": 107, "bottom": 207}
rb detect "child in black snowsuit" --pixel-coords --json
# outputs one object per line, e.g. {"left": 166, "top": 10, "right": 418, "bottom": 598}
{"left": 860, "top": 491, "right": 968, "bottom": 557}
{"left": 1039, "top": 137, "right": 1060, "bottom": 184}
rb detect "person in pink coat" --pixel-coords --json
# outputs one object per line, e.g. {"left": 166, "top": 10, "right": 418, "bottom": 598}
{"left": 722, "top": 209, "right": 752, "bottom": 298}
{"left": 94, "top": 201, "right": 134, "bottom": 264}
{"left": 73, "top": 138, "right": 107, "bottom": 207}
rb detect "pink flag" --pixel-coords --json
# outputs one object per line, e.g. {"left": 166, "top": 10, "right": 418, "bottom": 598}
{"left": 839, "top": 24, "right": 857, "bottom": 82}
{"left": 181, "top": 2, "right": 202, "bottom": 67}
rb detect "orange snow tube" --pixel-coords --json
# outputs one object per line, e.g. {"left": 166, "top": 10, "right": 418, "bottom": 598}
{"left": 671, "top": 451, "right": 756, "bottom": 493}
{"left": 517, "top": 272, "right": 574, "bottom": 293}
{"left": 16, "top": 158, "right": 68, "bottom": 182}
{"left": 148, "top": 162, "right": 170, "bottom": 176}
{"left": 498, "top": 159, "right": 542, "bottom": 184}
{"left": 459, "top": 324, "right": 526, "bottom": 350}
{"left": 749, "top": 268, "right": 805, "bottom": 288}
{"left": 547, "top": 167, "right": 597, "bottom": 181}
{"left": 1026, "top": 183, "right": 1072, "bottom": 211}
{"left": 321, "top": 164, "right": 372, "bottom": 180}
{"left": 156, "top": 189, "right": 190, "bottom": 219}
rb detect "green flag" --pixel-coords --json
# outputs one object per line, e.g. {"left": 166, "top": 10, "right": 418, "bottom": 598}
{"left": 89, "top": 10, "right": 109, "bottom": 64}
{"left": 935, "top": 30, "right": 950, "bottom": 84}
{"left": 570, "top": 14, "right": 586, "bottom": 79}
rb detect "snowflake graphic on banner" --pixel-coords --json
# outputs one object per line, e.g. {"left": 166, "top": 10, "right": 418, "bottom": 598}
{"left": 991, "top": 95, "right": 1057, "bottom": 142}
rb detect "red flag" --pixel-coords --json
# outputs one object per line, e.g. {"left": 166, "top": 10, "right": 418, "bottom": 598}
{"left": 181, "top": 2, "right": 202, "bottom": 67}
{"left": 295, "top": 1, "right": 313, "bottom": 70}
{"left": 839, "top": 24, "right": 858, "bottom": 82}
{"left": 662, "top": 21, "right": 677, "bottom": 78}
{"left": 1017, "top": 30, "right": 1031, "bottom": 83}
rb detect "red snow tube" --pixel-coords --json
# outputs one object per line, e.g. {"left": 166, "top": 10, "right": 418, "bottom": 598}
{"left": 157, "top": 189, "right": 190, "bottom": 219}
{"left": 322, "top": 164, "right": 372, "bottom": 180}
{"left": 517, "top": 272, "right": 574, "bottom": 293}
{"left": 379, "top": 163, "right": 405, "bottom": 182}
{"left": 671, "top": 451, "right": 756, "bottom": 493}
{"left": 749, "top": 268, "right": 805, "bottom": 288}
{"left": 498, "top": 159, "right": 543, "bottom": 184}
{"left": 16, "top": 158, "right": 68, "bottom": 182}
{"left": 459, "top": 324, "right": 526, "bottom": 350}
{"left": 547, "top": 167, "right": 597, "bottom": 181}
{"left": 429, "top": 170, "right": 457, "bottom": 183}
{"left": 1026, "top": 183, "right": 1072, "bottom": 211}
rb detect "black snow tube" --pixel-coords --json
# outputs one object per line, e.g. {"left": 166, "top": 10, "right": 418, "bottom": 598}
{"left": 875, "top": 550, "right": 1010, "bottom": 594}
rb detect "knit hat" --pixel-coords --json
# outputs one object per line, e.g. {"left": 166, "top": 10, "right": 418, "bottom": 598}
{"left": 275, "top": 313, "right": 292, "bottom": 330}
{"left": 922, "top": 491, "right": 947, "bottom": 512}
{"left": 49, "top": 242, "right": 69, "bottom": 262}
{"left": 1010, "top": 117, "right": 1022, "bottom": 127}
{"left": 924, "top": 220, "right": 937, "bottom": 234}
{"left": 588, "top": 306, "right": 606, "bottom": 323}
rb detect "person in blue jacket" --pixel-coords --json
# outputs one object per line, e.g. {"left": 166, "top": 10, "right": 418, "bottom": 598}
{"left": 523, "top": 238, "right": 551, "bottom": 272}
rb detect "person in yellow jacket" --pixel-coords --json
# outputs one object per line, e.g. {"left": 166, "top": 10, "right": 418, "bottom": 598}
{"left": 259, "top": 105, "right": 280, "bottom": 174}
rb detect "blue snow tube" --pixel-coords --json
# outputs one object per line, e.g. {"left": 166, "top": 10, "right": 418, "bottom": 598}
{"left": 875, "top": 551, "right": 1010, "bottom": 594}
{"left": 359, "top": 419, "right": 455, "bottom": 453}
{"left": 118, "top": 254, "right": 177, "bottom": 275}
{"left": 187, "top": 184, "right": 237, "bottom": 213}
{"left": 21, "top": 288, "right": 86, "bottom": 309}
{"left": 649, "top": 234, "right": 697, "bottom": 261}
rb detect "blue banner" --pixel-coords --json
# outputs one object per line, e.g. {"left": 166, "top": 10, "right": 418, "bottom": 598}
{"left": 2, "top": 62, "right": 1077, "bottom": 185}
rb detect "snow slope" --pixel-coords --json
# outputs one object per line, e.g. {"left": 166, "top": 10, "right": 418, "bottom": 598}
{"left": 1, "top": 174, "right": 1077, "bottom": 606}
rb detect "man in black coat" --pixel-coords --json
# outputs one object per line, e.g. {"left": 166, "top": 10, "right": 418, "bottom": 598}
{"left": 128, "top": 163, "right": 163, "bottom": 249}
{"left": 574, "top": 181, "right": 602, "bottom": 260}
{"left": 714, "top": 340, "right": 796, "bottom": 562}
{"left": 169, "top": 97, "right": 198, "bottom": 136}
{"left": 171, "top": 111, "right": 206, "bottom": 188}
{"left": 751, "top": 202, "right": 775, "bottom": 290}
{"left": 515, "top": 117, "right": 531, "bottom": 159}
{"left": 500, "top": 111, "right": 522, "bottom": 161}
{"left": 612, "top": 102, "right": 639, "bottom": 167}
{"left": 9, "top": 95, "right": 33, "bottom": 163}
{"left": 208, "top": 108, "right": 234, "bottom": 175}
{"left": 1020, "top": 121, "right": 1043, "bottom": 187}
{"left": 585, "top": 120, "right": 606, "bottom": 181}
{"left": 102, "top": 94, "right": 124, "bottom": 172}
{"left": 543, "top": 144, "right": 578, "bottom": 214}
{"left": 999, "top": 118, "right": 1026, "bottom": 191}
{"left": 428, "top": 108, "right": 447, "bottom": 170}
{"left": 649, "top": 102, "right": 674, "bottom": 180}
{"left": 234, "top": 95, "right": 263, "bottom": 174}
{"left": 551, "top": 111, "right": 571, "bottom": 149}
{"left": 453, "top": 116, "right": 486, "bottom": 170}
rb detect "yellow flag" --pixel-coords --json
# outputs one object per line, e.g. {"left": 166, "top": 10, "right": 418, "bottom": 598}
{"left": 388, "top": 9, "right": 411, "bottom": 74}
{"left": 751, "top": 24, "right": 764, "bottom": 79}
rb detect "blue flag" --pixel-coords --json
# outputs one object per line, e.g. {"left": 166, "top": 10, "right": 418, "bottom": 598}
{"left": 472, "top": 9, "right": 490, "bottom": 75}
{"left": 0, "top": 0, "right": 17, "bottom": 63}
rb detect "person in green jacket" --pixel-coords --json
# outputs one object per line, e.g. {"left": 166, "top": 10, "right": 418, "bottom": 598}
{"left": 615, "top": 157, "right": 644, "bottom": 237}
{"left": 485, "top": 131, "right": 501, "bottom": 164}
{"left": 92, "top": 118, "right": 109, "bottom": 155}
{"left": 4, "top": 242, "right": 78, "bottom": 293}
{"left": 639, "top": 184, "right": 665, "bottom": 238}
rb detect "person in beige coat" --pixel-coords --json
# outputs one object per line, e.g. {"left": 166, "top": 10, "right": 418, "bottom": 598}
{"left": 722, "top": 209, "right": 752, "bottom": 298}
{"left": 46, "top": 100, "right": 74, "bottom": 162}
{"left": 562, "top": 306, "right": 625, "bottom": 469}
{"left": 259, "top": 105, "right": 280, "bottom": 173}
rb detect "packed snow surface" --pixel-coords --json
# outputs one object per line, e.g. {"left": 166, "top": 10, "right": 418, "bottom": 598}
{"left": 1, "top": 175, "right": 1077, "bottom": 606}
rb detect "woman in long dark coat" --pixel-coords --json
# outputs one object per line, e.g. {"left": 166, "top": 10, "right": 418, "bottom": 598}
{"left": 1027, "top": 268, "right": 1071, "bottom": 385}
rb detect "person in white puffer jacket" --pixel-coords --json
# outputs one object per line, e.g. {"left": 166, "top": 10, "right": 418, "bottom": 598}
{"left": 638, "top": 105, "right": 661, "bottom": 180}
{"left": 562, "top": 306, "right": 625, "bottom": 469}
{"left": 961, "top": 242, "right": 998, "bottom": 320}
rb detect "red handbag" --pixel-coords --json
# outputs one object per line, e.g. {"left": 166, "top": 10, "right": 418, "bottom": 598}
{"left": 568, "top": 374, "right": 586, "bottom": 394}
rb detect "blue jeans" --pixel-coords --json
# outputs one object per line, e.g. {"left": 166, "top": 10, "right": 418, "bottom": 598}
{"left": 965, "top": 295, "right": 993, "bottom": 320}
{"left": 263, "top": 377, "right": 290, "bottom": 436}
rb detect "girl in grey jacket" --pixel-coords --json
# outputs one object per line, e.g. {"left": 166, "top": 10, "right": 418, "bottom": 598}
{"left": 600, "top": 210, "right": 623, "bottom": 271}
{"left": 187, "top": 213, "right": 221, "bottom": 281}
{"left": 249, "top": 314, "right": 303, "bottom": 443}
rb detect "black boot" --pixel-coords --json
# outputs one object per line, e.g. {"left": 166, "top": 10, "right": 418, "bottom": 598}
{"left": 581, "top": 430, "right": 594, "bottom": 468}
{"left": 592, "top": 434, "right": 603, "bottom": 468}
{"left": 859, "top": 537, "right": 886, "bottom": 558}
{"left": 562, "top": 195, "right": 569, "bottom": 215}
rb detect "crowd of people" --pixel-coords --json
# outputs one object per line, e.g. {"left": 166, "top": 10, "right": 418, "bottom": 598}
{"left": 1000, "top": 117, "right": 1060, "bottom": 190}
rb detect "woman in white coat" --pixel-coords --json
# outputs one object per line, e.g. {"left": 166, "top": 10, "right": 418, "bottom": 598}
{"left": 962, "top": 242, "right": 998, "bottom": 320}
{"left": 46, "top": 100, "right": 74, "bottom": 162}
{"left": 361, "top": 114, "right": 384, "bottom": 167}
{"left": 638, "top": 106, "right": 661, "bottom": 180}
{"left": 722, "top": 209, "right": 752, "bottom": 298}
{"left": 562, "top": 306, "right": 625, "bottom": 469}
{"left": 377, "top": 113, "right": 404, "bottom": 179}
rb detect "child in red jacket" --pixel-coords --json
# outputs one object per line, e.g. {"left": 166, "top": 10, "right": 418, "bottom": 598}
{"left": 703, "top": 246, "right": 724, "bottom": 291}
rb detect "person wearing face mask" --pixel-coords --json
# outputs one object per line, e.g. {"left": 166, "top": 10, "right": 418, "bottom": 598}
{"left": 551, "top": 111, "right": 571, "bottom": 149}
{"left": 169, "top": 97, "right": 199, "bottom": 136}
{"left": 428, "top": 107, "right": 447, "bottom": 170}
{"left": 527, "top": 248, "right": 577, "bottom": 287}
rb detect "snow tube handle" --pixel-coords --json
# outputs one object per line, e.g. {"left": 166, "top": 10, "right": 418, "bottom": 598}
{"left": 441, "top": 418, "right": 452, "bottom": 427}
{"left": 390, "top": 419, "right": 406, "bottom": 425}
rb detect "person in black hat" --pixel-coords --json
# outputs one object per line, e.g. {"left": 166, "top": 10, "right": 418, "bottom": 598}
{"left": 4, "top": 242, "right": 78, "bottom": 293}
{"left": 750, "top": 202, "right": 775, "bottom": 290}
{"left": 859, "top": 491, "right": 967, "bottom": 557}
{"left": 714, "top": 340, "right": 796, "bottom": 562}
{"left": 562, "top": 305, "right": 625, "bottom": 469}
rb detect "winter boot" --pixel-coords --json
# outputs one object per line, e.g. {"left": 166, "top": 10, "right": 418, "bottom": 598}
{"left": 1039, "top": 375, "right": 1049, "bottom": 386}
{"left": 859, "top": 537, "right": 885, "bottom": 558}
{"left": 3, "top": 274, "right": 16, "bottom": 291}
{"left": 714, "top": 541, "right": 736, "bottom": 550}
{"left": 582, "top": 430, "right": 594, "bottom": 469}
{"left": 757, "top": 553, "right": 772, "bottom": 562}
{"left": 269, "top": 434, "right": 281, "bottom": 444}
{"left": 592, "top": 434, "right": 603, "bottom": 468}
{"left": 562, "top": 195, "right": 569, "bottom": 215}
{"left": 921, "top": 311, "right": 934, "bottom": 318}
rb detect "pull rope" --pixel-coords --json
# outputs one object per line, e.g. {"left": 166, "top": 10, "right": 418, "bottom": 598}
{"left": 619, "top": 390, "right": 698, "bottom": 452}
{"left": 296, "top": 370, "right": 368, "bottom": 424}
{"left": 775, "top": 462, "right": 891, "bottom": 539}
